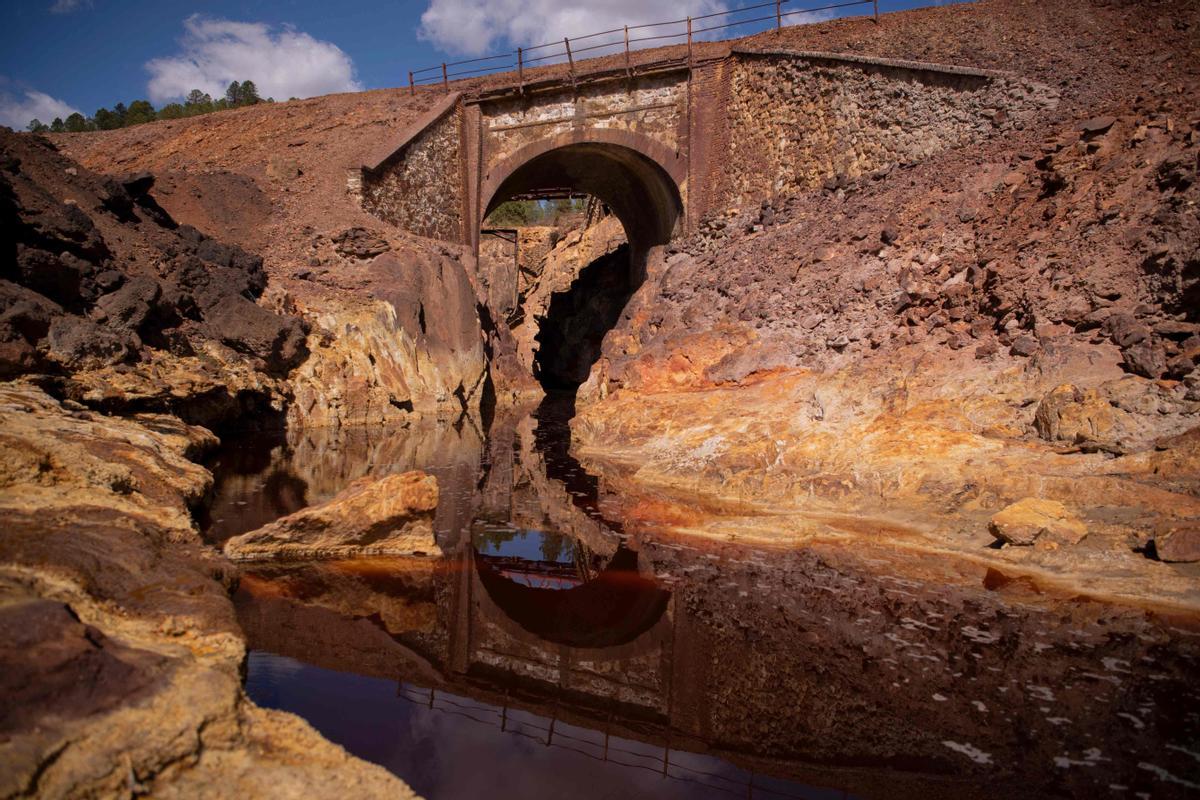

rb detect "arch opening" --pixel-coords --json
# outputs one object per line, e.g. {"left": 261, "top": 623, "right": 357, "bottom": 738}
{"left": 480, "top": 141, "right": 683, "bottom": 393}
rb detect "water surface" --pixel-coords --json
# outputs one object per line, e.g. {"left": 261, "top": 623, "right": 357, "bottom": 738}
{"left": 206, "top": 399, "right": 1200, "bottom": 799}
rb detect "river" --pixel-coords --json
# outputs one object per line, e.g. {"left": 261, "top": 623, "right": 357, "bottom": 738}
{"left": 202, "top": 398, "right": 1200, "bottom": 799}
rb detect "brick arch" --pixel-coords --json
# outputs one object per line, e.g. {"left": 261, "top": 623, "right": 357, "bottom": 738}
{"left": 479, "top": 129, "right": 686, "bottom": 251}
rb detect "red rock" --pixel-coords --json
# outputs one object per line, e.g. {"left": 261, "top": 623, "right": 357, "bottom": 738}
{"left": 1154, "top": 520, "right": 1200, "bottom": 563}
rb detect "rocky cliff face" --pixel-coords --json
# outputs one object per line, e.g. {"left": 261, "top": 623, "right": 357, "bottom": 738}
{"left": 0, "top": 130, "right": 308, "bottom": 429}
{"left": 58, "top": 91, "right": 489, "bottom": 430}
{"left": 274, "top": 228, "right": 486, "bottom": 428}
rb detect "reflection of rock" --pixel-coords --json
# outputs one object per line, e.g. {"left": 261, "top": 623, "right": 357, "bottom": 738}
{"left": 989, "top": 498, "right": 1087, "bottom": 546}
{"left": 203, "top": 417, "right": 485, "bottom": 549}
{"left": 225, "top": 472, "right": 440, "bottom": 561}
{"left": 237, "top": 557, "right": 446, "bottom": 677}
{"left": 481, "top": 403, "right": 621, "bottom": 558}
{"left": 236, "top": 517, "right": 1200, "bottom": 800}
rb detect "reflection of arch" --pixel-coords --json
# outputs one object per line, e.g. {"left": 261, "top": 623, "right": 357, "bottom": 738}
{"left": 473, "top": 545, "right": 670, "bottom": 650}
{"left": 480, "top": 131, "right": 685, "bottom": 251}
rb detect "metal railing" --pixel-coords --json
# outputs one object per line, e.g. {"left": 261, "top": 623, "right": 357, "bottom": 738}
{"left": 408, "top": 0, "right": 877, "bottom": 94}
{"left": 395, "top": 682, "right": 837, "bottom": 798}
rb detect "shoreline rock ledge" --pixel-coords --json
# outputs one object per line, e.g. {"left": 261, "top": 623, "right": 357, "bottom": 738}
{"left": 224, "top": 471, "right": 440, "bottom": 561}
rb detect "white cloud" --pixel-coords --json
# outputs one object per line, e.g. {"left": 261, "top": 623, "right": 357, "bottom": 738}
{"left": 0, "top": 87, "right": 80, "bottom": 129}
{"left": 145, "top": 15, "right": 363, "bottom": 104}
{"left": 419, "top": 0, "right": 730, "bottom": 58}
{"left": 50, "top": 0, "right": 91, "bottom": 14}
{"left": 785, "top": 8, "right": 839, "bottom": 26}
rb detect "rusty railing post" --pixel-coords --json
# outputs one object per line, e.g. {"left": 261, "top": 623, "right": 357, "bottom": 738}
{"left": 624, "top": 25, "right": 631, "bottom": 77}
{"left": 686, "top": 17, "right": 693, "bottom": 67}
{"left": 776, "top": 0, "right": 783, "bottom": 32}
{"left": 517, "top": 47, "right": 524, "bottom": 89}
{"left": 408, "top": 71, "right": 415, "bottom": 96}
{"left": 874, "top": 0, "right": 879, "bottom": 22}
{"left": 441, "top": 63, "right": 448, "bottom": 92}
{"left": 563, "top": 37, "right": 575, "bottom": 79}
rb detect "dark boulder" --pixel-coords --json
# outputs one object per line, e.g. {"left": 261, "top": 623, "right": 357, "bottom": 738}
{"left": 91, "top": 275, "right": 163, "bottom": 334}
{"left": 333, "top": 227, "right": 390, "bottom": 260}
{"left": 202, "top": 296, "right": 308, "bottom": 376}
{"left": 1103, "top": 313, "right": 1151, "bottom": 348}
{"left": 13, "top": 245, "right": 98, "bottom": 311}
{"left": 1009, "top": 335, "right": 1040, "bottom": 357}
{"left": 22, "top": 201, "right": 110, "bottom": 263}
{"left": 1121, "top": 339, "right": 1167, "bottom": 379}
{"left": 46, "top": 315, "right": 137, "bottom": 370}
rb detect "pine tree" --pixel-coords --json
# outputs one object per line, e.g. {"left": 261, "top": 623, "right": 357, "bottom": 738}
{"left": 225, "top": 81, "right": 241, "bottom": 105}
{"left": 93, "top": 107, "right": 120, "bottom": 130}
{"left": 238, "top": 80, "right": 261, "bottom": 105}
{"left": 64, "top": 112, "right": 91, "bottom": 132}
{"left": 157, "top": 103, "right": 186, "bottom": 120}
{"left": 49, "top": 117, "right": 65, "bottom": 133}
{"left": 27, "top": 119, "right": 48, "bottom": 133}
{"left": 125, "top": 100, "right": 156, "bottom": 126}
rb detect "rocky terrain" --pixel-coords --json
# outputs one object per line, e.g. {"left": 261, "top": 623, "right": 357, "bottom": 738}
{"left": 570, "top": 0, "right": 1200, "bottom": 607}
{"left": 0, "top": 385, "right": 415, "bottom": 797}
{"left": 0, "top": 0, "right": 1197, "bottom": 796}
{"left": 0, "top": 131, "right": 307, "bottom": 429}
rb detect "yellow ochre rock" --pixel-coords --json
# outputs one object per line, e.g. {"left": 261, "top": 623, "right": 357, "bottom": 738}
{"left": 989, "top": 498, "right": 1088, "bottom": 547}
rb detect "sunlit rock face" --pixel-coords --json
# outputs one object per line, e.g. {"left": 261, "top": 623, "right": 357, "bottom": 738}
{"left": 225, "top": 471, "right": 441, "bottom": 562}
{"left": 281, "top": 244, "right": 487, "bottom": 429}
{"left": 0, "top": 384, "right": 415, "bottom": 798}
{"left": 568, "top": 70, "right": 1200, "bottom": 593}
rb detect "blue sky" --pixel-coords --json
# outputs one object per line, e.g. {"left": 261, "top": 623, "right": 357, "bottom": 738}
{"left": 0, "top": 0, "right": 958, "bottom": 128}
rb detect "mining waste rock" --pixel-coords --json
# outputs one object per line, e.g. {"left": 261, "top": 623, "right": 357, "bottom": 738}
{"left": 225, "top": 471, "right": 441, "bottom": 561}
{"left": 1154, "top": 520, "right": 1200, "bottom": 563}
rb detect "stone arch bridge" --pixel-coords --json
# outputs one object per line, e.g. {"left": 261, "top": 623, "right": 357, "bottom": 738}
{"left": 349, "top": 47, "right": 1055, "bottom": 259}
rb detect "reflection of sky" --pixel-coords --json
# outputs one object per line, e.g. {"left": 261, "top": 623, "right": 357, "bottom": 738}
{"left": 246, "top": 651, "right": 846, "bottom": 800}
{"left": 474, "top": 528, "right": 573, "bottom": 563}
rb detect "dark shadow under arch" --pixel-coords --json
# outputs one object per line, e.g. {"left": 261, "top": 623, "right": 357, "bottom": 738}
{"left": 481, "top": 133, "right": 684, "bottom": 252}
{"left": 480, "top": 136, "right": 684, "bottom": 390}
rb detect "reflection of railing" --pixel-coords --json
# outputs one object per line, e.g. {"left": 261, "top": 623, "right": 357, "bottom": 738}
{"left": 396, "top": 682, "right": 838, "bottom": 799}
{"left": 408, "top": 0, "right": 878, "bottom": 94}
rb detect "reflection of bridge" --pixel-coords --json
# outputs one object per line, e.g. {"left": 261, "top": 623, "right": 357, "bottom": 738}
{"left": 394, "top": 681, "right": 829, "bottom": 800}
{"left": 471, "top": 544, "right": 671, "bottom": 649}
{"left": 445, "top": 540, "right": 673, "bottom": 718}
{"left": 483, "top": 554, "right": 588, "bottom": 590}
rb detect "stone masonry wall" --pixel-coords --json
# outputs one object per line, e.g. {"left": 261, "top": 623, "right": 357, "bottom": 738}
{"left": 362, "top": 104, "right": 463, "bottom": 241}
{"left": 480, "top": 74, "right": 686, "bottom": 171}
{"left": 721, "top": 51, "right": 1057, "bottom": 206}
